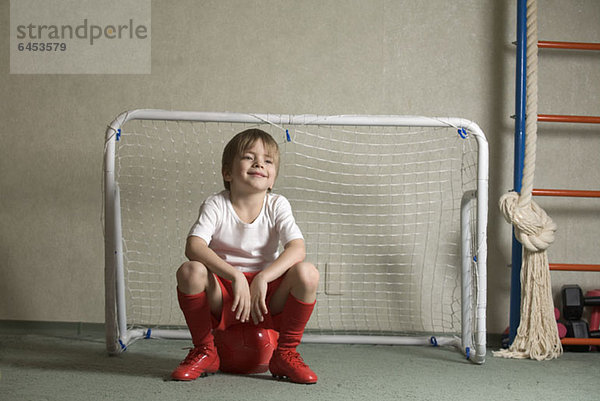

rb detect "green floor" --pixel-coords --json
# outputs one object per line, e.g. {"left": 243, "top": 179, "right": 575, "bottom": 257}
{"left": 1, "top": 322, "right": 598, "bottom": 401}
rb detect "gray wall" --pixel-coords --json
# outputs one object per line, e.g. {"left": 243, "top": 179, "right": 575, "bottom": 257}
{"left": 1, "top": 0, "right": 599, "bottom": 334}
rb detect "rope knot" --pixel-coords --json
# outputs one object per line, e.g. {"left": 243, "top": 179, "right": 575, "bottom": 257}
{"left": 499, "top": 192, "right": 557, "bottom": 252}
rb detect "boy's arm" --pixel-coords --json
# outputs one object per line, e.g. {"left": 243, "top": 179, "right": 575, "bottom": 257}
{"left": 185, "top": 236, "right": 251, "bottom": 323}
{"left": 250, "top": 238, "right": 306, "bottom": 324}
{"left": 257, "top": 238, "right": 306, "bottom": 283}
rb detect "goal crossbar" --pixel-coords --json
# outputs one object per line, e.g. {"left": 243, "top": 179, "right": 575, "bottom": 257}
{"left": 103, "top": 110, "right": 488, "bottom": 364}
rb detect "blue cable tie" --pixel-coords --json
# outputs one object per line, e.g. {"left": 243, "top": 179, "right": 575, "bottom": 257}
{"left": 458, "top": 128, "right": 468, "bottom": 139}
{"left": 145, "top": 328, "right": 152, "bottom": 339}
{"left": 465, "top": 347, "right": 471, "bottom": 360}
{"left": 429, "top": 336, "right": 438, "bottom": 347}
{"left": 116, "top": 128, "right": 121, "bottom": 141}
{"left": 473, "top": 256, "right": 478, "bottom": 262}
{"left": 118, "top": 339, "right": 127, "bottom": 351}
{"left": 285, "top": 129, "right": 291, "bottom": 142}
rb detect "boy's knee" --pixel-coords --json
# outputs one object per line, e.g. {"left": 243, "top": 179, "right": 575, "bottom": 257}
{"left": 176, "top": 261, "right": 208, "bottom": 288}
{"left": 294, "top": 262, "right": 319, "bottom": 289}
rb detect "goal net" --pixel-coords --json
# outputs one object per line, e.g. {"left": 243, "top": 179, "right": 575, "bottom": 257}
{"left": 103, "top": 110, "right": 488, "bottom": 363}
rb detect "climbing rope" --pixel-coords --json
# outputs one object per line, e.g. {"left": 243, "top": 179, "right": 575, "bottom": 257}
{"left": 494, "top": 0, "right": 563, "bottom": 361}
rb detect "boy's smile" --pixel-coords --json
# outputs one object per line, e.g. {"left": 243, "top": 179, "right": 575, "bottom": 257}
{"left": 247, "top": 170, "right": 267, "bottom": 178}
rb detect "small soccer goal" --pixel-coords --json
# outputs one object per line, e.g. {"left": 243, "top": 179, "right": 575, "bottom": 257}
{"left": 103, "top": 110, "right": 488, "bottom": 364}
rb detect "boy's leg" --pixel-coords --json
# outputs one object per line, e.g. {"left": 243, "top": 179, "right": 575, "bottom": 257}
{"left": 268, "top": 262, "right": 319, "bottom": 384}
{"left": 171, "top": 261, "right": 222, "bottom": 381}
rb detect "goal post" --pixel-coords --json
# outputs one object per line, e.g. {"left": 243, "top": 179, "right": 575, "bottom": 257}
{"left": 103, "top": 110, "right": 488, "bottom": 364}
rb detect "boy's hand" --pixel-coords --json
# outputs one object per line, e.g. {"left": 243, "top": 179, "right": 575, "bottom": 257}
{"left": 231, "top": 272, "right": 251, "bottom": 323}
{"left": 250, "top": 274, "right": 268, "bottom": 325}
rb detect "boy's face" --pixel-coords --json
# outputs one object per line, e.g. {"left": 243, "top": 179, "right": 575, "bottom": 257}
{"left": 223, "top": 140, "right": 277, "bottom": 195}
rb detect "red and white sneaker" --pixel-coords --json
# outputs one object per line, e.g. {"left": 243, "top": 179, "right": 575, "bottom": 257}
{"left": 171, "top": 345, "right": 220, "bottom": 381}
{"left": 269, "top": 349, "right": 317, "bottom": 384}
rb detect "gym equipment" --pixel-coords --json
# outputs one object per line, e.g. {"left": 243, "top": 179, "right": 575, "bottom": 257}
{"left": 561, "top": 285, "right": 600, "bottom": 321}
{"left": 553, "top": 308, "right": 567, "bottom": 339}
{"left": 214, "top": 324, "right": 278, "bottom": 374}
{"left": 563, "top": 320, "right": 591, "bottom": 352}
{"left": 586, "top": 289, "right": 600, "bottom": 332}
{"left": 560, "top": 285, "right": 600, "bottom": 351}
{"left": 564, "top": 320, "right": 589, "bottom": 338}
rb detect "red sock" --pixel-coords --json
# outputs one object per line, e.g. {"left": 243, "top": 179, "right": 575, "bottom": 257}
{"left": 177, "top": 289, "right": 214, "bottom": 347}
{"left": 277, "top": 294, "right": 315, "bottom": 350}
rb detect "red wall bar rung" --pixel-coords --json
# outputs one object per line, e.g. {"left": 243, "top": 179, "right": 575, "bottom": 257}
{"left": 550, "top": 264, "right": 600, "bottom": 272}
{"left": 538, "top": 114, "right": 600, "bottom": 124}
{"left": 538, "top": 41, "right": 600, "bottom": 51}
{"left": 532, "top": 188, "right": 600, "bottom": 198}
{"left": 561, "top": 338, "right": 600, "bottom": 346}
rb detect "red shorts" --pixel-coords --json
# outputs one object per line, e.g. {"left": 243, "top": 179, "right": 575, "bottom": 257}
{"left": 211, "top": 272, "right": 285, "bottom": 332}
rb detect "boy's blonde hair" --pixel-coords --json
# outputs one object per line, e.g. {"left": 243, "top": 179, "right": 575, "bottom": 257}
{"left": 221, "top": 129, "right": 280, "bottom": 191}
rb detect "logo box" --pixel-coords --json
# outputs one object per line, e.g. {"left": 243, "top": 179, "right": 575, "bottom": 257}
{"left": 10, "top": 0, "right": 151, "bottom": 74}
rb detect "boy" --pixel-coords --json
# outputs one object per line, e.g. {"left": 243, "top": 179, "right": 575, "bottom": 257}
{"left": 171, "top": 128, "right": 319, "bottom": 384}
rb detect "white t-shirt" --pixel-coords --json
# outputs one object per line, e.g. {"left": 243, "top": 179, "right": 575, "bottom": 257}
{"left": 188, "top": 190, "right": 304, "bottom": 273}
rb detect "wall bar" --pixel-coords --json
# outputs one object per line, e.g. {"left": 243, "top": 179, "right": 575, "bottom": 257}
{"left": 538, "top": 41, "right": 600, "bottom": 51}
{"left": 532, "top": 189, "right": 600, "bottom": 198}
{"left": 549, "top": 264, "right": 600, "bottom": 272}
{"left": 538, "top": 114, "right": 600, "bottom": 124}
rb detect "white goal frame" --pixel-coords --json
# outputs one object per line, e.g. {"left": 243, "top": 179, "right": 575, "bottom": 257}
{"left": 103, "top": 109, "right": 488, "bottom": 364}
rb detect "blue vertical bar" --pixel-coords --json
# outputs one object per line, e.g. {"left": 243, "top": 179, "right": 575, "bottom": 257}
{"left": 510, "top": 0, "right": 527, "bottom": 344}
